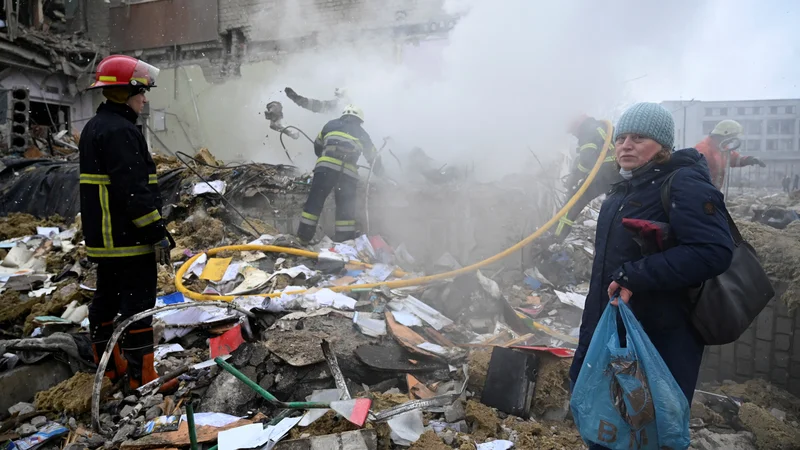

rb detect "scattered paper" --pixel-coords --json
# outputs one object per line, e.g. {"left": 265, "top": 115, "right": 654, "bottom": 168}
{"left": 201, "top": 257, "right": 233, "bottom": 282}
{"left": 229, "top": 267, "right": 271, "bottom": 295}
{"left": 274, "top": 265, "right": 316, "bottom": 279}
{"left": 10, "top": 422, "right": 68, "bottom": 450}
{"left": 218, "top": 417, "right": 301, "bottom": 450}
{"left": 247, "top": 234, "right": 275, "bottom": 246}
{"left": 366, "top": 263, "right": 393, "bottom": 281}
{"left": 417, "top": 342, "right": 449, "bottom": 356}
{"left": 477, "top": 440, "right": 514, "bottom": 450}
{"left": 355, "top": 235, "right": 376, "bottom": 260}
{"left": 319, "top": 249, "right": 349, "bottom": 264}
{"left": 524, "top": 267, "right": 553, "bottom": 286}
{"left": 185, "top": 253, "right": 208, "bottom": 279}
{"left": 476, "top": 270, "right": 502, "bottom": 299}
{"left": 306, "top": 288, "right": 356, "bottom": 310}
{"left": 156, "top": 292, "right": 187, "bottom": 307}
{"left": 36, "top": 227, "right": 60, "bottom": 237}
{"left": 193, "top": 180, "right": 226, "bottom": 196}
{"left": 554, "top": 290, "right": 586, "bottom": 310}
{"left": 353, "top": 312, "right": 387, "bottom": 337}
{"left": 1, "top": 245, "right": 33, "bottom": 268}
{"left": 298, "top": 389, "right": 341, "bottom": 426}
{"left": 332, "top": 243, "right": 358, "bottom": 260}
{"left": 154, "top": 343, "right": 185, "bottom": 361}
{"left": 390, "top": 310, "right": 423, "bottom": 327}
{"left": 28, "top": 285, "right": 57, "bottom": 298}
{"left": 179, "top": 412, "right": 242, "bottom": 428}
{"left": 387, "top": 409, "right": 423, "bottom": 446}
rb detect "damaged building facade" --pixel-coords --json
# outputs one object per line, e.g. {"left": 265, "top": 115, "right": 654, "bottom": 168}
{"left": 78, "top": 0, "right": 456, "bottom": 164}
{"left": 0, "top": 0, "right": 104, "bottom": 156}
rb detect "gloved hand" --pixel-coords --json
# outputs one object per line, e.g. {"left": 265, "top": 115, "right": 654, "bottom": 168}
{"left": 155, "top": 231, "right": 175, "bottom": 266}
{"left": 155, "top": 238, "right": 171, "bottom": 266}
{"left": 284, "top": 87, "right": 298, "bottom": 100}
{"left": 747, "top": 157, "right": 767, "bottom": 168}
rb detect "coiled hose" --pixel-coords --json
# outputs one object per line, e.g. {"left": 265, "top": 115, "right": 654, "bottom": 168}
{"left": 175, "top": 121, "right": 613, "bottom": 301}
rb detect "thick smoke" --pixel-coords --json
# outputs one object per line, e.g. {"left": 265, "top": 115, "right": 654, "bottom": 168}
{"left": 255, "top": 0, "right": 798, "bottom": 179}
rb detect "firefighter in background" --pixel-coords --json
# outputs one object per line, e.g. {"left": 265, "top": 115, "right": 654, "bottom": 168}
{"left": 695, "top": 120, "right": 766, "bottom": 190}
{"left": 297, "top": 105, "right": 382, "bottom": 243}
{"left": 555, "top": 115, "right": 621, "bottom": 240}
{"left": 80, "top": 55, "right": 174, "bottom": 389}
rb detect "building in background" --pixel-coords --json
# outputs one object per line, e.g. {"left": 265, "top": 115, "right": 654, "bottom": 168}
{"left": 663, "top": 99, "right": 800, "bottom": 189}
{"left": 75, "top": 0, "right": 456, "bottom": 162}
{"left": 0, "top": 0, "right": 104, "bottom": 156}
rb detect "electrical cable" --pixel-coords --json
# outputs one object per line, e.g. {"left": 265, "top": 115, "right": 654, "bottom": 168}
{"left": 279, "top": 125, "right": 315, "bottom": 164}
{"left": 174, "top": 121, "right": 614, "bottom": 301}
{"left": 144, "top": 123, "right": 262, "bottom": 236}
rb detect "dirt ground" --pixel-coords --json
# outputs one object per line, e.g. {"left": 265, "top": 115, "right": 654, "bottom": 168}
{"left": 169, "top": 213, "right": 226, "bottom": 251}
{"left": 0, "top": 213, "right": 65, "bottom": 241}
{"left": 532, "top": 355, "right": 571, "bottom": 417}
{"left": 408, "top": 430, "right": 451, "bottom": 450}
{"left": 738, "top": 220, "right": 800, "bottom": 309}
{"left": 467, "top": 348, "right": 491, "bottom": 397}
{"left": 0, "top": 290, "right": 41, "bottom": 325}
{"left": 157, "top": 265, "right": 177, "bottom": 295}
{"left": 34, "top": 372, "right": 111, "bottom": 415}
{"left": 691, "top": 401, "right": 726, "bottom": 427}
{"left": 738, "top": 402, "right": 800, "bottom": 450}
{"left": 718, "top": 378, "right": 800, "bottom": 422}
{"left": 23, "top": 283, "right": 85, "bottom": 334}
{"left": 503, "top": 416, "right": 586, "bottom": 450}
{"left": 465, "top": 400, "right": 500, "bottom": 442}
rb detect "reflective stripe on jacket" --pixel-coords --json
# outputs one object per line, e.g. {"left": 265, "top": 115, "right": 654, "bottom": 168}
{"left": 313, "top": 116, "right": 379, "bottom": 178}
{"left": 79, "top": 102, "right": 165, "bottom": 260}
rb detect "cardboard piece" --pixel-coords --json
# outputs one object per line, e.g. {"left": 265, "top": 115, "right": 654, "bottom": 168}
{"left": 200, "top": 257, "right": 233, "bottom": 282}
{"left": 120, "top": 419, "right": 252, "bottom": 449}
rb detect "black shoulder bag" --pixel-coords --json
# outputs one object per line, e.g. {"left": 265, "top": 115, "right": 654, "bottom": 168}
{"left": 661, "top": 170, "right": 775, "bottom": 346}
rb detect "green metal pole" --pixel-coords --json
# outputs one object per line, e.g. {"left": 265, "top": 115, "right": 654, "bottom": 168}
{"left": 186, "top": 403, "right": 198, "bottom": 450}
{"left": 214, "top": 357, "right": 331, "bottom": 409}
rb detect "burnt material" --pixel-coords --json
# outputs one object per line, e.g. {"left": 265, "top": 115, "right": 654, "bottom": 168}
{"left": 480, "top": 347, "right": 538, "bottom": 418}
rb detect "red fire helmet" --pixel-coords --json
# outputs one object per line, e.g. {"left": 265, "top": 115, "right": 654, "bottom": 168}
{"left": 88, "top": 55, "right": 159, "bottom": 90}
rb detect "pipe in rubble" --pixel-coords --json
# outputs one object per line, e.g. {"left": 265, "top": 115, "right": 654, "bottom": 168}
{"left": 91, "top": 302, "right": 255, "bottom": 433}
{"left": 173, "top": 121, "right": 614, "bottom": 302}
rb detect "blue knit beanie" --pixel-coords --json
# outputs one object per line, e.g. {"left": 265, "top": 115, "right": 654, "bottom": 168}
{"left": 614, "top": 102, "right": 675, "bottom": 150}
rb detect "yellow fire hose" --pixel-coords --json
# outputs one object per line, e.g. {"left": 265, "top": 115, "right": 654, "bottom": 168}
{"left": 175, "top": 121, "right": 613, "bottom": 302}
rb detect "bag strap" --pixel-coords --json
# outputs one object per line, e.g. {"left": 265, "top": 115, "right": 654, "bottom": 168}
{"left": 660, "top": 168, "right": 743, "bottom": 245}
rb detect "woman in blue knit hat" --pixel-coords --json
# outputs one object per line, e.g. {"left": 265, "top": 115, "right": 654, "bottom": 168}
{"left": 569, "top": 102, "right": 734, "bottom": 449}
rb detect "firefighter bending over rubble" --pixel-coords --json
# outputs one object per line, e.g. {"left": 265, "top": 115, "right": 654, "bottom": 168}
{"left": 297, "top": 105, "right": 383, "bottom": 244}
{"left": 554, "top": 114, "right": 622, "bottom": 240}
{"left": 81, "top": 55, "right": 175, "bottom": 389}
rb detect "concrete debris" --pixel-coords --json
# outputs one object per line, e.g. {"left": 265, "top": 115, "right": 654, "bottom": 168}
{"left": 2, "top": 149, "right": 800, "bottom": 450}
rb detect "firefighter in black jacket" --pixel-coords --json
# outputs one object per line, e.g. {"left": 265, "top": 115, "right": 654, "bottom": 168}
{"left": 297, "top": 105, "right": 382, "bottom": 243}
{"left": 555, "top": 115, "right": 621, "bottom": 240}
{"left": 80, "top": 55, "right": 173, "bottom": 389}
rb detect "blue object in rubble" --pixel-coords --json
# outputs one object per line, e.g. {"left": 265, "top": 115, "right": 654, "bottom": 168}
{"left": 524, "top": 276, "right": 542, "bottom": 290}
{"left": 570, "top": 298, "right": 690, "bottom": 450}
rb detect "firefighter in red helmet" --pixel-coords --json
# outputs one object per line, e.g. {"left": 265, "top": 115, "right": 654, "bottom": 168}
{"left": 80, "top": 55, "right": 174, "bottom": 389}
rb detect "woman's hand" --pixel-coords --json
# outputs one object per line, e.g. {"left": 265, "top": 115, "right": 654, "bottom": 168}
{"left": 608, "top": 281, "right": 633, "bottom": 305}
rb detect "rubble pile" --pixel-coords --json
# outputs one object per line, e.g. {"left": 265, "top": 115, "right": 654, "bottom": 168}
{"left": 3, "top": 156, "right": 800, "bottom": 449}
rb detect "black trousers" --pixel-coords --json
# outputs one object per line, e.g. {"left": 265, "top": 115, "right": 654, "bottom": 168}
{"left": 297, "top": 168, "right": 358, "bottom": 242}
{"left": 89, "top": 253, "right": 158, "bottom": 385}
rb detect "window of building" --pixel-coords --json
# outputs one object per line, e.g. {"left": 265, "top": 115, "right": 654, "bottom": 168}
{"left": 719, "top": 108, "right": 728, "bottom": 116}
{"left": 705, "top": 107, "right": 713, "bottom": 116}
{"left": 786, "top": 106, "right": 796, "bottom": 114}
{"left": 746, "top": 140, "right": 761, "bottom": 151}
{"left": 770, "top": 106, "right": 779, "bottom": 114}
{"left": 767, "top": 119, "right": 795, "bottom": 134}
{"left": 744, "top": 120, "right": 762, "bottom": 134}
{"left": 779, "top": 138, "right": 794, "bottom": 151}
{"left": 751, "top": 107, "right": 761, "bottom": 115}
{"left": 737, "top": 107, "right": 746, "bottom": 115}
{"left": 767, "top": 139, "right": 777, "bottom": 151}
{"left": 702, "top": 121, "right": 717, "bottom": 135}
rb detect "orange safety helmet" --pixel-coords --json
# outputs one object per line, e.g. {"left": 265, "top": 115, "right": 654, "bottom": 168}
{"left": 88, "top": 55, "right": 160, "bottom": 90}
{"left": 567, "top": 113, "right": 590, "bottom": 135}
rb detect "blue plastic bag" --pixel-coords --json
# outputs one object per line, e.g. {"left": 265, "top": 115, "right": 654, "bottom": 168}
{"left": 570, "top": 299, "right": 690, "bottom": 449}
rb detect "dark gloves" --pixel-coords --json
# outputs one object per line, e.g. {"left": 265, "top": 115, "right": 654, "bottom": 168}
{"left": 155, "top": 231, "right": 176, "bottom": 266}
{"left": 746, "top": 157, "right": 767, "bottom": 168}
{"left": 284, "top": 87, "right": 298, "bottom": 100}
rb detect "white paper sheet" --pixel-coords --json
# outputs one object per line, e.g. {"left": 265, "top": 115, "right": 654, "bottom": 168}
{"left": 154, "top": 343, "right": 185, "bottom": 360}
{"left": 353, "top": 312, "right": 387, "bottom": 337}
{"left": 306, "top": 288, "right": 356, "bottom": 310}
{"left": 218, "top": 417, "right": 301, "bottom": 450}
{"left": 178, "top": 412, "right": 241, "bottom": 428}
{"left": 394, "top": 296, "right": 454, "bottom": 330}
{"left": 417, "top": 342, "right": 448, "bottom": 356}
{"left": 185, "top": 253, "right": 208, "bottom": 279}
{"left": 332, "top": 243, "right": 358, "bottom": 260}
{"left": 387, "top": 410, "right": 423, "bottom": 446}
{"left": 390, "top": 309, "right": 423, "bottom": 327}
{"left": 247, "top": 234, "right": 275, "bottom": 246}
{"left": 229, "top": 267, "right": 271, "bottom": 295}
{"left": 476, "top": 440, "right": 514, "bottom": 450}
{"left": 274, "top": 265, "right": 315, "bottom": 279}
{"left": 298, "top": 389, "right": 340, "bottom": 426}
{"left": 193, "top": 180, "right": 227, "bottom": 196}
{"left": 554, "top": 290, "right": 586, "bottom": 310}
{"left": 36, "top": 227, "right": 60, "bottom": 237}
{"left": 355, "top": 235, "right": 376, "bottom": 260}
{"left": 366, "top": 264, "right": 393, "bottom": 281}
